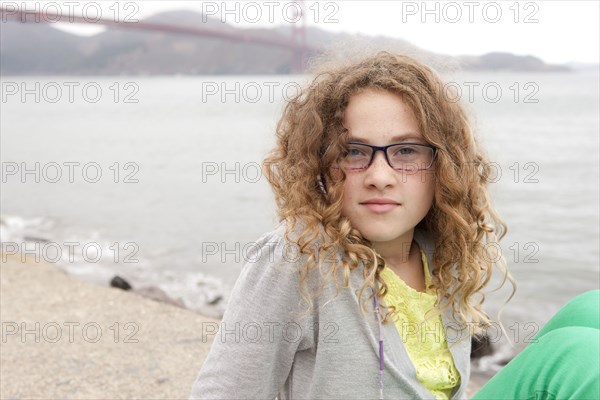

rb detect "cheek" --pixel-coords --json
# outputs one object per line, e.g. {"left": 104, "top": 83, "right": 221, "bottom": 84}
{"left": 424, "top": 175, "right": 435, "bottom": 197}
{"left": 422, "top": 175, "right": 436, "bottom": 209}
{"left": 406, "top": 173, "right": 435, "bottom": 208}
{"left": 341, "top": 177, "right": 359, "bottom": 214}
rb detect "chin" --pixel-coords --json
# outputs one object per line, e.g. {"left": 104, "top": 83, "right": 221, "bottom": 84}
{"left": 357, "top": 227, "right": 406, "bottom": 243}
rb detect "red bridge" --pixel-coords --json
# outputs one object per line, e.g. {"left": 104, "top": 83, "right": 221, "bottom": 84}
{"left": 1, "top": 1, "right": 316, "bottom": 73}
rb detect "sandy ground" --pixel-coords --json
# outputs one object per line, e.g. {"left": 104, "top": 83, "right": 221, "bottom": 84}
{"left": 1, "top": 255, "right": 489, "bottom": 399}
{"left": 1, "top": 255, "right": 217, "bottom": 399}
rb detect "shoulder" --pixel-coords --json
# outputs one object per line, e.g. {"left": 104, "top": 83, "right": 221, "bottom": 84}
{"left": 243, "top": 220, "right": 314, "bottom": 272}
{"left": 233, "top": 220, "right": 328, "bottom": 293}
{"left": 235, "top": 222, "right": 298, "bottom": 283}
{"left": 249, "top": 217, "right": 335, "bottom": 259}
{"left": 236, "top": 219, "right": 344, "bottom": 297}
{"left": 221, "top": 220, "right": 341, "bottom": 330}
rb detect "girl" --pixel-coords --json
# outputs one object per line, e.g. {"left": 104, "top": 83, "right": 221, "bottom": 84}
{"left": 189, "top": 52, "right": 599, "bottom": 399}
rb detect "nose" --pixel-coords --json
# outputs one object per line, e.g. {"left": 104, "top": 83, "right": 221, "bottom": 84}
{"left": 363, "top": 150, "right": 396, "bottom": 190}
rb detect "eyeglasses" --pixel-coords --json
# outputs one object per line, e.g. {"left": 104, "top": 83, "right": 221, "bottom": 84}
{"left": 340, "top": 142, "right": 437, "bottom": 172}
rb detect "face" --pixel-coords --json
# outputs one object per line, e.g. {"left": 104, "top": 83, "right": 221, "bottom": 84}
{"left": 339, "top": 89, "right": 435, "bottom": 255}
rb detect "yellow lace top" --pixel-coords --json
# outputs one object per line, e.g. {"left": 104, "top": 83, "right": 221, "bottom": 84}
{"left": 379, "top": 246, "right": 461, "bottom": 399}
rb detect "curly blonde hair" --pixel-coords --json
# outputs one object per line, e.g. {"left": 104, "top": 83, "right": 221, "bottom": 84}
{"left": 262, "top": 51, "right": 515, "bottom": 337}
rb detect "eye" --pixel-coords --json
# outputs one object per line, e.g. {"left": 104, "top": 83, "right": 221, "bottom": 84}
{"left": 346, "top": 145, "right": 370, "bottom": 158}
{"left": 348, "top": 148, "right": 364, "bottom": 156}
{"left": 393, "top": 145, "right": 418, "bottom": 156}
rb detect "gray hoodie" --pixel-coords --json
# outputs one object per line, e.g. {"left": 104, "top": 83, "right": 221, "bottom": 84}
{"left": 189, "top": 222, "right": 472, "bottom": 399}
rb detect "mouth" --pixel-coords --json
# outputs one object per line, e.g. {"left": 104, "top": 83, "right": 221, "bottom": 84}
{"left": 360, "top": 199, "right": 400, "bottom": 214}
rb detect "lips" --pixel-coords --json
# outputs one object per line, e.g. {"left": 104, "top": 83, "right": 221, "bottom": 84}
{"left": 360, "top": 198, "right": 400, "bottom": 214}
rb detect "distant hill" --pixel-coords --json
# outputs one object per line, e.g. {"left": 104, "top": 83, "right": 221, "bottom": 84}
{"left": 459, "top": 52, "right": 570, "bottom": 72}
{"left": 0, "top": 10, "right": 570, "bottom": 75}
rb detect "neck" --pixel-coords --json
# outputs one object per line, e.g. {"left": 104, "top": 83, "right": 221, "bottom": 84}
{"left": 373, "top": 230, "right": 427, "bottom": 293}
{"left": 371, "top": 230, "right": 416, "bottom": 268}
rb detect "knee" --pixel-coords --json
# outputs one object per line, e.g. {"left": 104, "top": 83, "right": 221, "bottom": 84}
{"left": 566, "top": 289, "right": 599, "bottom": 311}
{"left": 535, "top": 290, "right": 599, "bottom": 340}
{"left": 561, "top": 289, "right": 599, "bottom": 327}
{"left": 532, "top": 326, "right": 599, "bottom": 365}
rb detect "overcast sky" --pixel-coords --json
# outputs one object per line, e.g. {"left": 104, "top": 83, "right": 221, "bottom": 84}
{"left": 44, "top": 0, "right": 600, "bottom": 64}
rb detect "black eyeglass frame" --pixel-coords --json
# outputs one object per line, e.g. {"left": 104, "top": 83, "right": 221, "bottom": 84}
{"left": 342, "top": 141, "right": 438, "bottom": 171}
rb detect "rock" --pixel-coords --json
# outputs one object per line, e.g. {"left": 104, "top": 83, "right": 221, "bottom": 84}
{"left": 471, "top": 333, "right": 494, "bottom": 359}
{"left": 207, "top": 295, "right": 222, "bottom": 305}
{"left": 110, "top": 275, "right": 132, "bottom": 290}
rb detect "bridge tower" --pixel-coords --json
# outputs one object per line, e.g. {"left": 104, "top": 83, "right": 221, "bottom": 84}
{"left": 290, "top": 0, "right": 307, "bottom": 74}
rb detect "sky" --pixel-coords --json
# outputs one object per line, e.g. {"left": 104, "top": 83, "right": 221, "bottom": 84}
{"left": 22, "top": 0, "right": 600, "bottom": 64}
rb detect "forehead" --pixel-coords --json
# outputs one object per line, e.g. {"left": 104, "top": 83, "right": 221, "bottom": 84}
{"left": 343, "top": 89, "right": 423, "bottom": 143}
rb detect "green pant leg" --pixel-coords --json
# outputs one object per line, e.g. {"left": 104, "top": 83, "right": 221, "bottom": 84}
{"left": 472, "top": 326, "right": 599, "bottom": 400}
{"left": 472, "top": 290, "right": 600, "bottom": 400}
{"left": 532, "top": 289, "right": 599, "bottom": 341}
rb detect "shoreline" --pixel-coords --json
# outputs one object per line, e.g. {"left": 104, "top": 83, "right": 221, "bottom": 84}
{"left": 1, "top": 255, "right": 490, "bottom": 398}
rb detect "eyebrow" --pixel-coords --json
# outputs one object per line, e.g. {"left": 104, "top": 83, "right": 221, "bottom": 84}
{"left": 348, "top": 134, "right": 425, "bottom": 143}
